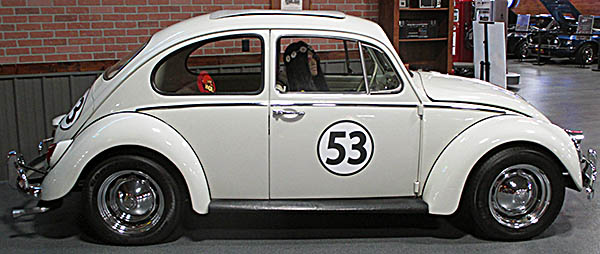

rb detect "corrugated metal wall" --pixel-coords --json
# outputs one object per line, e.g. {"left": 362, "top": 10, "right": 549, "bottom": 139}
{"left": 1, "top": 72, "right": 100, "bottom": 181}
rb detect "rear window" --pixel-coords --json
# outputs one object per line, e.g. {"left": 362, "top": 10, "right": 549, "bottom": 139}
{"left": 103, "top": 41, "right": 148, "bottom": 80}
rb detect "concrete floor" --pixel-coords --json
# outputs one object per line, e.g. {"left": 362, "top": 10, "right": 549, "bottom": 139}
{"left": 1, "top": 59, "right": 600, "bottom": 253}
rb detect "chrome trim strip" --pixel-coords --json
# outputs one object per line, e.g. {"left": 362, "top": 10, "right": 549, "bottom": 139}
{"left": 209, "top": 10, "right": 346, "bottom": 20}
{"left": 136, "top": 102, "right": 267, "bottom": 111}
{"left": 12, "top": 206, "right": 51, "bottom": 219}
{"left": 271, "top": 103, "right": 419, "bottom": 108}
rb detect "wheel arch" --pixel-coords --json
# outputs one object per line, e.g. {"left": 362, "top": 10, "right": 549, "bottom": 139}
{"left": 577, "top": 41, "right": 599, "bottom": 53}
{"left": 40, "top": 112, "right": 212, "bottom": 214}
{"left": 76, "top": 145, "right": 190, "bottom": 202}
{"left": 465, "top": 141, "right": 577, "bottom": 193}
{"left": 422, "top": 115, "right": 582, "bottom": 215}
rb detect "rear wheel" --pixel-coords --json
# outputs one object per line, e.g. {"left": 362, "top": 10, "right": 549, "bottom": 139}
{"left": 462, "top": 147, "right": 565, "bottom": 240}
{"left": 575, "top": 44, "right": 595, "bottom": 65}
{"left": 83, "top": 155, "right": 184, "bottom": 245}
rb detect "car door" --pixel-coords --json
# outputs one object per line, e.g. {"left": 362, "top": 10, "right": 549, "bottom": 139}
{"left": 269, "top": 30, "right": 421, "bottom": 199}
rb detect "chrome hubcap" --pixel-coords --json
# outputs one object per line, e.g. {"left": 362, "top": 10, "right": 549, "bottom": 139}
{"left": 489, "top": 164, "right": 551, "bottom": 229}
{"left": 583, "top": 48, "right": 594, "bottom": 64}
{"left": 519, "top": 44, "right": 528, "bottom": 59}
{"left": 98, "top": 170, "right": 164, "bottom": 235}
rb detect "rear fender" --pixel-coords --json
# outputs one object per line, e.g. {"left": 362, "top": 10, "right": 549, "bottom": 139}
{"left": 41, "top": 112, "right": 211, "bottom": 214}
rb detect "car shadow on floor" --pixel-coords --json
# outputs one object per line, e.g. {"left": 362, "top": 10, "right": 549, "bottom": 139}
{"left": 183, "top": 212, "right": 466, "bottom": 241}
{"left": 3, "top": 191, "right": 574, "bottom": 243}
{"left": 519, "top": 58, "right": 598, "bottom": 68}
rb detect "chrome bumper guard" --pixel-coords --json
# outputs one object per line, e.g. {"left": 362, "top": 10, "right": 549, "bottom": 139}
{"left": 6, "top": 151, "right": 47, "bottom": 198}
{"left": 582, "top": 149, "right": 598, "bottom": 200}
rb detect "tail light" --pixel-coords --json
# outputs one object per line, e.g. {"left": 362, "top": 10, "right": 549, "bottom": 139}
{"left": 46, "top": 143, "right": 57, "bottom": 164}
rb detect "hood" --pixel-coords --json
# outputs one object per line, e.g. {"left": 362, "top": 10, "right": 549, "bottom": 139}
{"left": 418, "top": 72, "right": 549, "bottom": 122}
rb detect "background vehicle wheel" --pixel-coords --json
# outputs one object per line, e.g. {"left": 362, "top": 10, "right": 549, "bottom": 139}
{"left": 515, "top": 41, "right": 529, "bottom": 59}
{"left": 575, "top": 44, "right": 595, "bottom": 65}
{"left": 461, "top": 146, "right": 565, "bottom": 240}
{"left": 83, "top": 155, "right": 184, "bottom": 245}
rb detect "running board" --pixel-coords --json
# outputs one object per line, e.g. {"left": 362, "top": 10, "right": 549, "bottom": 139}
{"left": 209, "top": 198, "right": 428, "bottom": 214}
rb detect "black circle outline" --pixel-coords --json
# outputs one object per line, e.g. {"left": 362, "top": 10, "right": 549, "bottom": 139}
{"left": 60, "top": 90, "right": 88, "bottom": 131}
{"left": 316, "top": 120, "right": 375, "bottom": 177}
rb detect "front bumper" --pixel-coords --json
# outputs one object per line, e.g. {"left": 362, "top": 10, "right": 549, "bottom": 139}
{"left": 582, "top": 149, "right": 598, "bottom": 199}
{"left": 6, "top": 151, "right": 48, "bottom": 198}
{"left": 528, "top": 44, "right": 576, "bottom": 58}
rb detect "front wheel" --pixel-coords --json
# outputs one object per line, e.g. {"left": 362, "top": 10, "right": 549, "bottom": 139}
{"left": 83, "top": 155, "right": 184, "bottom": 245}
{"left": 515, "top": 41, "right": 529, "bottom": 59}
{"left": 462, "top": 147, "right": 565, "bottom": 240}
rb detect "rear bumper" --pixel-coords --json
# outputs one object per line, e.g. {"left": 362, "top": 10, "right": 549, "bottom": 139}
{"left": 6, "top": 151, "right": 47, "bottom": 198}
{"left": 582, "top": 149, "right": 598, "bottom": 199}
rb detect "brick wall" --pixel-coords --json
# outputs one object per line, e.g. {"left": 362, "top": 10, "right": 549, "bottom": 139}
{"left": 0, "top": 0, "right": 378, "bottom": 67}
{"left": 311, "top": 0, "right": 378, "bottom": 20}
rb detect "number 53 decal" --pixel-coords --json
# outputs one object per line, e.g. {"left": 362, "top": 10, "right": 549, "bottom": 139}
{"left": 317, "top": 120, "right": 374, "bottom": 176}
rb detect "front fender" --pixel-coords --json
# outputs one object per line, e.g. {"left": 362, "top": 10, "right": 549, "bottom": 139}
{"left": 423, "top": 115, "right": 581, "bottom": 215}
{"left": 41, "top": 112, "right": 211, "bottom": 214}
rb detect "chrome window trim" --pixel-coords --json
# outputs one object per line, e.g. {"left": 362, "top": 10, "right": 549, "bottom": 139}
{"left": 358, "top": 41, "right": 371, "bottom": 95}
{"left": 273, "top": 33, "right": 405, "bottom": 96}
{"left": 361, "top": 44, "right": 403, "bottom": 95}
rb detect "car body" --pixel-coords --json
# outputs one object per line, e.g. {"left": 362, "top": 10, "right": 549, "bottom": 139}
{"left": 6, "top": 10, "right": 597, "bottom": 245}
{"left": 507, "top": 14, "right": 555, "bottom": 58}
{"left": 529, "top": 17, "right": 599, "bottom": 64}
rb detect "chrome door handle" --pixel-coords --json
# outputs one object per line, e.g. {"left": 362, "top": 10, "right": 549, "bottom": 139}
{"left": 272, "top": 109, "right": 305, "bottom": 116}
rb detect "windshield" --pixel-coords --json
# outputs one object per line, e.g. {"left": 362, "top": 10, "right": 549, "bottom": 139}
{"left": 103, "top": 40, "right": 148, "bottom": 80}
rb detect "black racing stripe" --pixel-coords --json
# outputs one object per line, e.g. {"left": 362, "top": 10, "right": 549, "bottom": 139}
{"left": 136, "top": 103, "right": 266, "bottom": 111}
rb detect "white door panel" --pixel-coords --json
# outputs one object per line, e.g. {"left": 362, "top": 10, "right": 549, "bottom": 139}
{"left": 270, "top": 104, "right": 420, "bottom": 198}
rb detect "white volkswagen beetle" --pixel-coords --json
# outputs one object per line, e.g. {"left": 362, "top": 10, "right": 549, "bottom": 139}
{"left": 6, "top": 10, "right": 597, "bottom": 245}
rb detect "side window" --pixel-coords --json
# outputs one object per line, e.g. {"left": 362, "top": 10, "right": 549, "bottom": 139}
{"left": 361, "top": 44, "right": 402, "bottom": 93}
{"left": 153, "top": 35, "right": 263, "bottom": 95}
{"left": 276, "top": 37, "right": 365, "bottom": 93}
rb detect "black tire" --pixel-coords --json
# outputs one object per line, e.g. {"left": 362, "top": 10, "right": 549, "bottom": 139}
{"left": 575, "top": 44, "right": 595, "bottom": 65}
{"left": 515, "top": 41, "right": 529, "bottom": 59}
{"left": 461, "top": 146, "right": 565, "bottom": 240}
{"left": 83, "top": 155, "right": 184, "bottom": 245}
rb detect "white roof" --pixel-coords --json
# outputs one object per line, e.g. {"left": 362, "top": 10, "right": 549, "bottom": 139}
{"left": 143, "top": 10, "right": 390, "bottom": 58}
